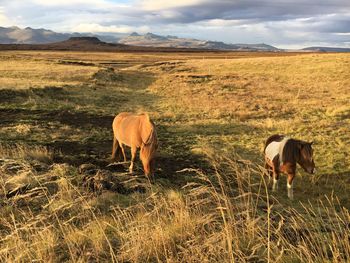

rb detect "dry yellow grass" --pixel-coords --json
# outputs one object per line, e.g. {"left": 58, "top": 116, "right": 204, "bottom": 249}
{"left": 0, "top": 51, "right": 349, "bottom": 262}
{"left": 0, "top": 53, "right": 99, "bottom": 89}
{"left": 143, "top": 53, "right": 350, "bottom": 175}
{"left": 0, "top": 143, "right": 54, "bottom": 163}
{"left": 1, "top": 148, "right": 349, "bottom": 262}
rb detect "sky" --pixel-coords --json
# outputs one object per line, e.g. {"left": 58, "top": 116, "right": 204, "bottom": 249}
{"left": 0, "top": 0, "right": 349, "bottom": 48}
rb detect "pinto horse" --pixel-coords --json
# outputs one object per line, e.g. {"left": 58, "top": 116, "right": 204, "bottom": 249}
{"left": 264, "top": 134, "right": 315, "bottom": 199}
{"left": 111, "top": 112, "right": 158, "bottom": 177}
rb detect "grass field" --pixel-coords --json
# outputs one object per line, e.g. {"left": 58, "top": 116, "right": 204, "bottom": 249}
{"left": 0, "top": 50, "right": 349, "bottom": 262}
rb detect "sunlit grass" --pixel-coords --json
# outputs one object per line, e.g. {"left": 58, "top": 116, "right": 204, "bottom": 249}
{"left": 1, "top": 148, "right": 349, "bottom": 262}
{"left": 146, "top": 53, "right": 350, "bottom": 175}
{"left": 0, "top": 54, "right": 99, "bottom": 89}
{"left": 0, "top": 51, "right": 349, "bottom": 262}
{"left": 0, "top": 143, "right": 54, "bottom": 163}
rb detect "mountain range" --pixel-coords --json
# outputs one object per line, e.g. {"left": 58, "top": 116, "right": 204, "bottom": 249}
{"left": 1, "top": 26, "right": 350, "bottom": 52}
{"left": 0, "top": 36, "right": 223, "bottom": 52}
{"left": 0, "top": 26, "right": 120, "bottom": 44}
{"left": 0, "top": 26, "right": 277, "bottom": 51}
{"left": 118, "top": 32, "right": 279, "bottom": 51}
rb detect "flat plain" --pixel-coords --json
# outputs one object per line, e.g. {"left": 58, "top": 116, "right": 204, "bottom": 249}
{"left": 0, "top": 50, "right": 349, "bottom": 262}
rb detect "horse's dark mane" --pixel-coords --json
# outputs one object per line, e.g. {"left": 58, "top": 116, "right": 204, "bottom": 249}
{"left": 282, "top": 139, "right": 301, "bottom": 163}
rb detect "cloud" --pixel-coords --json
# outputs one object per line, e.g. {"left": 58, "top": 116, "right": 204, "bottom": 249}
{"left": 138, "top": 0, "right": 350, "bottom": 24}
{"left": 140, "top": 0, "right": 203, "bottom": 11}
{"left": 0, "top": 6, "right": 11, "bottom": 26}
{"left": 71, "top": 23, "right": 149, "bottom": 33}
{"left": 198, "top": 19, "right": 243, "bottom": 27}
{"left": 336, "top": 33, "right": 350, "bottom": 36}
{"left": 0, "top": 0, "right": 349, "bottom": 48}
{"left": 32, "top": 0, "right": 121, "bottom": 8}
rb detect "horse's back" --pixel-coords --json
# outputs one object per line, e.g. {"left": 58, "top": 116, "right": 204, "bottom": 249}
{"left": 113, "top": 112, "right": 141, "bottom": 130}
{"left": 264, "top": 134, "right": 285, "bottom": 151}
{"left": 113, "top": 112, "right": 133, "bottom": 125}
{"left": 112, "top": 112, "right": 154, "bottom": 148}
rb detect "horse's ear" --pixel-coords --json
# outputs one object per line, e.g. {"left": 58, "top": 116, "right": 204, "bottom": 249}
{"left": 310, "top": 141, "right": 313, "bottom": 145}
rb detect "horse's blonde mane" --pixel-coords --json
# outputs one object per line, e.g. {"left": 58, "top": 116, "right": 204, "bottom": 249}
{"left": 141, "top": 133, "right": 157, "bottom": 161}
{"left": 140, "top": 115, "right": 158, "bottom": 162}
{"left": 144, "top": 121, "right": 157, "bottom": 144}
{"left": 138, "top": 113, "right": 153, "bottom": 144}
{"left": 136, "top": 112, "right": 150, "bottom": 120}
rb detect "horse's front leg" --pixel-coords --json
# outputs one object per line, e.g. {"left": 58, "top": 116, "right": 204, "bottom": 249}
{"left": 272, "top": 170, "right": 279, "bottom": 191}
{"left": 129, "top": 146, "right": 137, "bottom": 174}
{"left": 287, "top": 173, "right": 295, "bottom": 200}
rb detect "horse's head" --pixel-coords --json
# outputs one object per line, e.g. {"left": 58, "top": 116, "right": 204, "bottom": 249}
{"left": 298, "top": 141, "right": 316, "bottom": 174}
{"left": 140, "top": 136, "right": 158, "bottom": 177}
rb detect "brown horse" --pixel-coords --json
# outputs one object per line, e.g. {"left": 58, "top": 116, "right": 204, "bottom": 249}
{"left": 111, "top": 112, "right": 158, "bottom": 177}
{"left": 264, "top": 134, "right": 315, "bottom": 199}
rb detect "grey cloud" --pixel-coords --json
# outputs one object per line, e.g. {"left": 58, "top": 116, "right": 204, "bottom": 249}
{"left": 313, "top": 16, "right": 350, "bottom": 33}
{"left": 0, "top": 0, "right": 349, "bottom": 47}
{"left": 138, "top": 0, "right": 350, "bottom": 24}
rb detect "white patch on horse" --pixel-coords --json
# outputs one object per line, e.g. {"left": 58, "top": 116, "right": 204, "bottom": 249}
{"left": 265, "top": 137, "right": 290, "bottom": 166}
{"left": 272, "top": 178, "right": 278, "bottom": 191}
{"left": 287, "top": 182, "right": 293, "bottom": 199}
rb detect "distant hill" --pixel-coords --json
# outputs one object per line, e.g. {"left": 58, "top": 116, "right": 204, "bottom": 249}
{"left": 118, "top": 32, "right": 280, "bottom": 51}
{"left": 0, "top": 37, "right": 145, "bottom": 51}
{"left": 302, "top": 46, "right": 350, "bottom": 52}
{"left": 0, "top": 26, "right": 79, "bottom": 44}
{"left": 0, "top": 26, "right": 120, "bottom": 44}
{"left": 47, "top": 37, "right": 127, "bottom": 50}
{"left": 0, "top": 36, "right": 226, "bottom": 52}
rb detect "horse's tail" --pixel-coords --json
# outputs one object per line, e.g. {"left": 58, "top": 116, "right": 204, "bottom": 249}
{"left": 111, "top": 117, "right": 120, "bottom": 161}
{"left": 264, "top": 134, "right": 284, "bottom": 153}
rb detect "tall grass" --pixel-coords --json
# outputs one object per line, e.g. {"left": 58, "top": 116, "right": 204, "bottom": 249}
{"left": 0, "top": 143, "right": 54, "bottom": 164}
{"left": 0, "top": 51, "right": 349, "bottom": 262}
{"left": 0, "top": 148, "right": 348, "bottom": 262}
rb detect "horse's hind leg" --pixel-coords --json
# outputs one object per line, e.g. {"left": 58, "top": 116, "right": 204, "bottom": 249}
{"left": 119, "top": 143, "right": 127, "bottom": 162}
{"left": 264, "top": 162, "right": 272, "bottom": 182}
{"left": 111, "top": 136, "right": 120, "bottom": 161}
{"left": 271, "top": 157, "right": 280, "bottom": 191}
{"left": 129, "top": 146, "right": 137, "bottom": 174}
